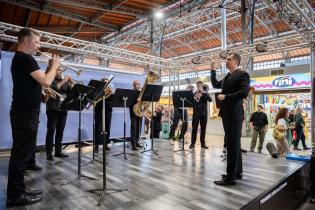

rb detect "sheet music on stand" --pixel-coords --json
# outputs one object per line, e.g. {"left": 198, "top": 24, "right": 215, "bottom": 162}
{"left": 172, "top": 90, "right": 194, "bottom": 155}
{"left": 112, "top": 88, "right": 139, "bottom": 159}
{"left": 139, "top": 84, "right": 163, "bottom": 155}
{"left": 58, "top": 83, "right": 96, "bottom": 185}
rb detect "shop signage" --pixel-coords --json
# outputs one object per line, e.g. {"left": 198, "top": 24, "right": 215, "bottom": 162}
{"left": 272, "top": 76, "right": 296, "bottom": 88}
{"left": 251, "top": 73, "right": 311, "bottom": 91}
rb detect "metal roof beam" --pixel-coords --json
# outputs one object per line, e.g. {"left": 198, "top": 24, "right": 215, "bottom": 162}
{"left": 0, "top": 21, "right": 170, "bottom": 68}
{"left": 2, "top": 0, "right": 119, "bottom": 31}
{"left": 45, "top": 0, "right": 146, "bottom": 17}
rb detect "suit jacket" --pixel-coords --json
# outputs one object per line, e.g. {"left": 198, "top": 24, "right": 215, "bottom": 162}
{"left": 211, "top": 69, "right": 250, "bottom": 121}
{"left": 193, "top": 92, "right": 212, "bottom": 116}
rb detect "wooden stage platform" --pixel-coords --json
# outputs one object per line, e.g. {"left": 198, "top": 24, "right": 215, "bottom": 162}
{"left": 0, "top": 140, "right": 309, "bottom": 210}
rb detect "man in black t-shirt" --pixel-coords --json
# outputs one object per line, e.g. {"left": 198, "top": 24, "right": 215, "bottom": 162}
{"left": 7, "top": 28, "right": 60, "bottom": 207}
{"left": 249, "top": 104, "right": 268, "bottom": 153}
{"left": 45, "top": 67, "right": 74, "bottom": 161}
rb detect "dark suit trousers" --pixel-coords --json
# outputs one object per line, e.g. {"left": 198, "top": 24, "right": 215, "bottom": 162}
{"left": 223, "top": 119, "right": 243, "bottom": 179}
{"left": 169, "top": 108, "right": 188, "bottom": 139}
{"left": 45, "top": 110, "right": 68, "bottom": 154}
{"left": 130, "top": 114, "right": 142, "bottom": 147}
{"left": 7, "top": 109, "right": 39, "bottom": 199}
{"left": 191, "top": 113, "right": 207, "bottom": 146}
{"left": 95, "top": 111, "right": 112, "bottom": 145}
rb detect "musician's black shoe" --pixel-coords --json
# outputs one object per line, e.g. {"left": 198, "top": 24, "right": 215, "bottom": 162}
{"left": 6, "top": 193, "right": 42, "bottom": 207}
{"left": 95, "top": 145, "right": 99, "bottom": 153}
{"left": 214, "top": 177, "right": 237, "bottom": 186}
{"left": 25, "top": 188, "right": 43, "bottom": 196}
{"left": 189, "top": 144, "right": 195, "bottom": 149}
{"left": 241, "top": 148, "right": 247, "bottom": 153}
{"left": 55, "top": 152, "right": 69, "bottom": 158}
{"left": 46, "top": 154, "right": 54, "bottom": 161}
{"left": 223, "top": 147, "right": 227, "bottom": 154}
{"left": 201, "top": 145, "right": 209, "bottom": 149}
{"left": 23, "top": 170, "right": 30, "bottom": 176}
{"left": 26, "top": 164, "right": 42, "bottom": 171}
{"left": 221, "top": 174, "right": 243, "bottom": 180}
{"left": 136, "top": 143, "right": 143, "bottom": 147}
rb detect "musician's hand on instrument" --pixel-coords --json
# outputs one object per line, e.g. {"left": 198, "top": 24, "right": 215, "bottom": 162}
{"left": 217, "top": 94, "right": 225, "bottom": 101}
{"left": 51, "top": 54, "right": 61, "bottom": 69}
{"left": 210, "top": 62, "right": 216, "bottom": 70}
{"left": 44, "top": 88, "right": 52, "bottom": 94}
{"left": 63, "top": 76, "right": 72, "bottom": 82}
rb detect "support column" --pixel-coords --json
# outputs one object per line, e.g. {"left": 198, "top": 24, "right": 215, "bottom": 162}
{"left": 311, "top": 43, "right": 315, "bottom": 156}
{"left": 221, "top": 5, "right": 227, "bottom": 73}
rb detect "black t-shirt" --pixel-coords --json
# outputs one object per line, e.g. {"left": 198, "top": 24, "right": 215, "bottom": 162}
{"left": 11, "top": 51, "right": 41, "bottom": 111}
{"left": 250, "top": 111, "right": 268, "bottom": 128}
{"left": 46, "top": 77, "right": 72, "bottom": 111}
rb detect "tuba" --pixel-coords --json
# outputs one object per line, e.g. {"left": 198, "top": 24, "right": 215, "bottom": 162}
{"left": 133, "top": 71, "right": 159, "bottom": 117}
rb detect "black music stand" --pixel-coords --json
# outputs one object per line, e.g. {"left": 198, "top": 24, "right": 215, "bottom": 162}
{"left": 88, "top": 77, "right": 127, "bottom": 206}
{"left": 87, "top": 79, "right": 107, "bottom": 163}
{"left": 172, "top": 90, "right": 194, "bottom": 155}
{"left": 60, "top": 84, "right": 97, "bottom": 184}
{"left": 112, "top": 88, "right": 138, "bottom": 159}
{"left": 140, "top": 84, "right": 163, "bottom": 155}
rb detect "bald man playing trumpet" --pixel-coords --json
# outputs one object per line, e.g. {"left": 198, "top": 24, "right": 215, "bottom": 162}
{"left": 45, "top": 65, "right": 75, "bottom": 161}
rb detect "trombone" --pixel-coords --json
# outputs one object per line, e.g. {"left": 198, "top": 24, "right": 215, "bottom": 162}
{"left": 37, "top": 50, "right": 82, "bottom": 77}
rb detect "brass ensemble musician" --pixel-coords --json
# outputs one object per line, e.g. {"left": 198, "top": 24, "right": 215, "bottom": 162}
{"left": 129, "top": 80, "right": 143, "bottom": 151}
{"left": 94, "top": 78, "right": 113, "bottom": 152}
{"left": 190, "top": 81, "right": 212, "bottom": 149}
{"left": 45, "top": 66, "right": 74, "bottom": 161}
{"left": 7, "top": 28, "right": 60, "bottom": 207}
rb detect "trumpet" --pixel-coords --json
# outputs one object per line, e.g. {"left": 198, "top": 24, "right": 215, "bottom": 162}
{"left": 194, "top": 89, "right": 204, "bottom": 102}
{"left": 42, "top": 88, "right": 66, "bottom": 103}
{"left": 37, "top": 50, "right": 82, "bottom": 77}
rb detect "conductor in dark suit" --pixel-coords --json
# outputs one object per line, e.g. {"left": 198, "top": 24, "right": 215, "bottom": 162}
{"left": 211, "top": 53, "right": 250, "bottom": 186}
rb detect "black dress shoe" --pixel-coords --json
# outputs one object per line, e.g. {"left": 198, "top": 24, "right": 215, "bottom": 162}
{"left": 136, "top": 143, "right": 143, "bottom": 147}
{"left": 6, "top": 193, "right": 42, "bottom": 207}
{"left": 46, "top": 154, "right": 54, "bottom": 161}
{"left": 214, "top": 178, "right": 237, "bottom": 186}
{"left": 201, "top": 145, "right": 209, "bottom": 149}
{"left": 189, "top": 144, "right": 195, "bottom": 149}
{"left": 23, "top": 170, "right": 30, "bottom": 176}
{"left": 25, "top": 188, "right": 43, "bottom": 195}
{"left": 95, "top": 145, "right": 99, "bottom": 153}
{"left": 26, "top": 164, "right": 42, "bottom": 171}
{"left": 221, "top": 174, "right": 243, "bottom": 180}
{"left": 54, "top": 152, "right": 69, "bottom": 158}
{"left": 241, "top": 148, "right": 247, "bottom": 153}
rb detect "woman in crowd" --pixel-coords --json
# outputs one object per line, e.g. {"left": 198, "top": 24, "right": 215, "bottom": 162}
{"left": 274, "top": 108, "right": 291, "bottom": 157}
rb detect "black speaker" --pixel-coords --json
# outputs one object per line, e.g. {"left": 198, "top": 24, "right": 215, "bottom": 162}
{"left": 266, "top": 142, "right": 279, "bottom": 158}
